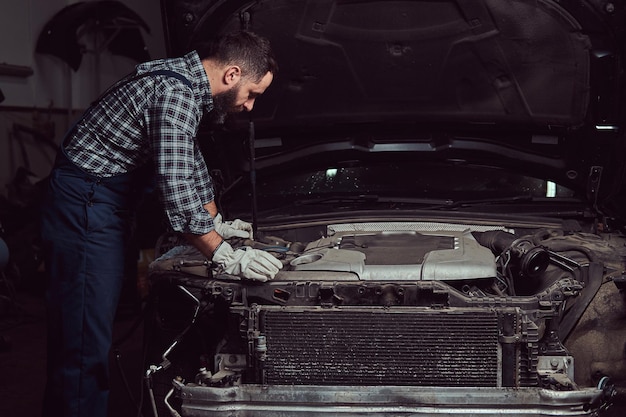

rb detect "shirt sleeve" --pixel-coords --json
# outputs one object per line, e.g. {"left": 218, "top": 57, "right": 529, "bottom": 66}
{"left": 145, "top": 87, "right": 216, "bottom": 235}
{"left": 192, "top": 140, "right": 215, "bottom": 206}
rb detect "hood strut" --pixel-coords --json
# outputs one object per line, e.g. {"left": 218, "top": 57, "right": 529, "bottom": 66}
{"left": 248, "top": 120, "right": 258, "bottom": 237}
{"left": 242, "top": 11, "right": 257, "bottom": 235}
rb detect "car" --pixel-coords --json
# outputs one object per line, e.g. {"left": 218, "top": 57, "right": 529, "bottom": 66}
{"left": 144, "top": 0, "right": 626, "bottom": 416}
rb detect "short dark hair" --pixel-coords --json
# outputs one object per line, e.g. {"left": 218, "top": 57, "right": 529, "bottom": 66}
{"left": 195, "top": 31, "right": 278, "bottom": 82}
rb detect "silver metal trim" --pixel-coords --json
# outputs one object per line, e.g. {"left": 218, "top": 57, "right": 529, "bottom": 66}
{"left": 179, "top": 385, "right": 606, "bottom": 417}
{"left": 328, "top": 222, "right": 511, "bottom": 234}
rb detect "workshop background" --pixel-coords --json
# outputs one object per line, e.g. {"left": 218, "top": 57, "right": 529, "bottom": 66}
{"left": 1, "top": 1, "right": 167, "bottom": 416}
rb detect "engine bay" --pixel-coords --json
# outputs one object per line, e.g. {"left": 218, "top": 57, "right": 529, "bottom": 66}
{"left": 146, "top": 219, "right": 626, "bottom": 416}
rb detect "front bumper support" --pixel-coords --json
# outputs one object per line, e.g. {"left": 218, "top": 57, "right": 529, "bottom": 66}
{"left": 177, "top": 384, "right": 608, "bottom": 417}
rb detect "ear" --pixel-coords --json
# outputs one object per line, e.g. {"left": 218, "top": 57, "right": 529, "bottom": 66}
{"left": 223, "top": 66, "right": 241, "bottom": 86}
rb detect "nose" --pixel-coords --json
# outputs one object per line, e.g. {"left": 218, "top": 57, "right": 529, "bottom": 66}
{"left": 243, "top": 99, "right": 255, "bottom": 112}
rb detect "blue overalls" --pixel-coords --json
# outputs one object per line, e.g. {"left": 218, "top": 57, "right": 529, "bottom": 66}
{"left": 40, "top": 146, "right": 149, "bottom": 417}
{"left": 40, "top": 70, "right": 191, "bottom": 417}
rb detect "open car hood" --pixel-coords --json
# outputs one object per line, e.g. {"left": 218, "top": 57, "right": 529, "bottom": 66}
{"left": 160, "top": 0, "right": 626, "bottom": 220}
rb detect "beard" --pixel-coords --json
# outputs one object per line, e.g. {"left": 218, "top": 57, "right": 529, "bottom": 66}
{"left": 209, "top": 83, "right": 241, "bottom": 125}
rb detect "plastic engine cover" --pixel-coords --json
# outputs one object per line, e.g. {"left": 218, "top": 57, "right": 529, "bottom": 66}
{"left": 290, "top": 229, "right": 497, "bottom": 280}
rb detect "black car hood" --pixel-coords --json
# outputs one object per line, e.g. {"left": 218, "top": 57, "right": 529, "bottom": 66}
{"left": 160, "top": 0, "right": 626, "bottom": 219}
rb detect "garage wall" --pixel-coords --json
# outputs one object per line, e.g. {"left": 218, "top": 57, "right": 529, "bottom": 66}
{"left": 0, "top": 0, "right": 166, "bottom": 200}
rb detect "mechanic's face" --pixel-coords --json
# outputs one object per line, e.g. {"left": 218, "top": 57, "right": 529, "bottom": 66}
{"left": 211, "top": 71, "right": 274, "bottom": 124}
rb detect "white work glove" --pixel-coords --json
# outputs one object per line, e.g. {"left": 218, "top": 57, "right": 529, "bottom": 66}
{"left": 214, "top": 213, "right": 254, "bottom": 239}
{"left": 212, "top": 241, "right": 282, "bottom": 281}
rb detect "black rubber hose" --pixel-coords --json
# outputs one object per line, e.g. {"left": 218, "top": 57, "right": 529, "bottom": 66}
{"left": 472, "top": 230, "right": 517, "bottom": 255}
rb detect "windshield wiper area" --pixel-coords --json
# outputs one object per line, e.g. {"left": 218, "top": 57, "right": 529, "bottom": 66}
{"left": 294, "top": 194, "right": 452, "bottom": 207}
{"left": 425, "top": 194, "right": 537, "bottom": 210}
{"left": 272, "top": 193, "right": 585, "bottom": 216}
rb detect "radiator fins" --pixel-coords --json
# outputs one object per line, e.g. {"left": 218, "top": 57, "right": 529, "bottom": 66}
{"left": 261, "top": 309, "right": 503, "bottom": 387}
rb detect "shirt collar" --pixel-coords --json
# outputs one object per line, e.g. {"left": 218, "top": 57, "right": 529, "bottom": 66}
{"left": 184, "top": 51, "right": 213, "bottom": 114}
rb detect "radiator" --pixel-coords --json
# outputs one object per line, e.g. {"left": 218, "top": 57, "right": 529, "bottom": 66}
{"left": 260, "top": 308, "right": 508, "bottom": 387}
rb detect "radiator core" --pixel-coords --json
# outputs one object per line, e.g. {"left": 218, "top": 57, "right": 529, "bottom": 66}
{"left": 260, "top": 308, "right": 502, "bottom": 387}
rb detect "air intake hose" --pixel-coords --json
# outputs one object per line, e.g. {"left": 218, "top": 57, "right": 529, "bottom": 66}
{"left": 473, "top": 231, "right": 550, "bottom": 278}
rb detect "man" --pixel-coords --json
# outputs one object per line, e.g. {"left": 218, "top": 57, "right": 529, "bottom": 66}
{"left": 40, "top": 31, "right": 281, "bottom": 417}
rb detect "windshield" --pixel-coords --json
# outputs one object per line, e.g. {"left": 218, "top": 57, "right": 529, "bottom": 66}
{"left": 282, "top": 164, "right": 574, "bottom": 198}
{"left": 224, "top": 162, "right": 578, "bottom": 213}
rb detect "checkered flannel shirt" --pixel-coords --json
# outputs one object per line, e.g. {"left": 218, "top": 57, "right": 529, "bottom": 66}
{"left": 64, "top": 51, "right": 216, "bottom": 235}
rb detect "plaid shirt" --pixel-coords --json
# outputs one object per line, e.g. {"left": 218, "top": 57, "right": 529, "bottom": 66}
{"left": 64, "top": 51, "right": 216, "bottom": 235}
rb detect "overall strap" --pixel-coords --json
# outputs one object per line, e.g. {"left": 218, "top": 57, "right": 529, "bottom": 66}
{"left": 90, "top": 69, "right": 193, "bottom": 107}
{"left": 143, "top": 69, "right": 192, "bottom": 89}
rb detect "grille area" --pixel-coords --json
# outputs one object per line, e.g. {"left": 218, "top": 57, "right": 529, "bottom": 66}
{"left": 261, "top": 308, "right": 501, "bottom": 387}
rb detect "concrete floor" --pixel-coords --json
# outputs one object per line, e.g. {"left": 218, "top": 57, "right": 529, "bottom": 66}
{"left": 0, "top": 280, "right": 146, "bottom": 417}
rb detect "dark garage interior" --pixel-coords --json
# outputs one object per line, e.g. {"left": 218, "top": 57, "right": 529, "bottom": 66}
{"left": 1, "top": 0, "right": 163, "bottom": 415}
{"left": 3, "top": 1, "right": 626, "bottom": 417}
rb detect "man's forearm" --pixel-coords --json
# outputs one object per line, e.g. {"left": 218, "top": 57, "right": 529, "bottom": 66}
{"left": 183, "top": 229, "right": 223, "bottom": 259}
{"left": 181, "top": 200, "right": 221, "bottom": 258}
{"left": 203, "top": 201, "right": 218, "bottom": 217}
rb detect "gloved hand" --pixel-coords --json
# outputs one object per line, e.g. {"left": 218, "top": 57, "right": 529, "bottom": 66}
{"left": 212, "top": 241, "right": 282, "bottom": 281}
{"left": 214, "top": 213, "right": 254, "bottom": 239}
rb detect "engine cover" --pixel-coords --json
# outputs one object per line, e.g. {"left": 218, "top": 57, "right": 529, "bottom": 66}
{"left": 291, "top": 229, "right": 497, "bottom": 280}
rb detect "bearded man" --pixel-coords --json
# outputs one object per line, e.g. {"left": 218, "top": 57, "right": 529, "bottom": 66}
{"left": 40, "top": 30, "right": 281, "bottom": 417}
